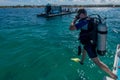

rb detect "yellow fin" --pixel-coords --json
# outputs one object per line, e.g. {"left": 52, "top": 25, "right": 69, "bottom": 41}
{"left": 71, "top": 58, "right": 80, "bottom": 63}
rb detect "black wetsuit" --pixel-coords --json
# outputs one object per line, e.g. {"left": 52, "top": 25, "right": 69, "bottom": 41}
{"left": 75, "top": 18, "right": 98, "bottom": 58}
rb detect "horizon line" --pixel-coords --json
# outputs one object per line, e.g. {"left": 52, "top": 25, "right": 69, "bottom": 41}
{"left": 0, "top": 4, "right": 120, "bottom": 8}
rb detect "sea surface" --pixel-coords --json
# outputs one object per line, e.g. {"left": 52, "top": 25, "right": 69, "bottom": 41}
{"left": 0, "top": 7, "right": 120, "bottom": 80}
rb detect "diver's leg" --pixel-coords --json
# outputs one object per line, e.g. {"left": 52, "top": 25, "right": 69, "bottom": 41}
{"left": 80, "top": 49, "right": 86, "bottom": 64}
{"left": 91, "top": 57, "right": 118, "bottom": 79}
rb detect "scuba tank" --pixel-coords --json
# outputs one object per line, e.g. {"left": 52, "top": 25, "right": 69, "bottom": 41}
{"left": 89, "top": 14, "right": 107, "bottom": 56}
{"left": 97, "top": 21, "right": 107, "bottom": 56}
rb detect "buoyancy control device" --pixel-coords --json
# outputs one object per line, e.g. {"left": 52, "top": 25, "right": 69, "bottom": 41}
{"left": 97, "top": 16, "right": 107, "bottom": 56}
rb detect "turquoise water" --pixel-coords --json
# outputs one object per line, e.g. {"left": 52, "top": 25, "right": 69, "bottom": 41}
{"left": 0, "top": 8, "right": 120, "bottom": 80}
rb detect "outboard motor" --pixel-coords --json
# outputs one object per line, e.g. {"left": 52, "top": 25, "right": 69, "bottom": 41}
{"left": 97, "top": 22, "right": 107, "bottom": 56}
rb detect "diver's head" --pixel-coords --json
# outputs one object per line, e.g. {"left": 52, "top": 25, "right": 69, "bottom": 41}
{"left": 76, "top": 8, "right": 87, "bottom": 19}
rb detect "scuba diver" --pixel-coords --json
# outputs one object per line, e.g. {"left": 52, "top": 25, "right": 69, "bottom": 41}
{"left": 69, "top": 8, "right": 118, "bottom": 79}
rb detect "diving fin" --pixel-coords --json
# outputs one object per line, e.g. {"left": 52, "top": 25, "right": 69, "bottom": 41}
{"left": 71, "top": 58, "right": 81, "bottom": 63}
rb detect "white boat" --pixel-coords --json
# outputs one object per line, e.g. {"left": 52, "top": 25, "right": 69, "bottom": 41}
{"left": 103, "top": 44, "right": 120, "bottom": 80}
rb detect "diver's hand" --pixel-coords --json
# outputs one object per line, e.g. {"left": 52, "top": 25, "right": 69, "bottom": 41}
{"left": 75, "top": 15, "right": 80, "bottom": 19}
{"left": 72, "top": 17, "right": 78, "bottom": 24}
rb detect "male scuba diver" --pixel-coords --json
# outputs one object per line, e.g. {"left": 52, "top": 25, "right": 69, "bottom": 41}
{"left": 69, "top": 8, "right": 118, "bottom": 79}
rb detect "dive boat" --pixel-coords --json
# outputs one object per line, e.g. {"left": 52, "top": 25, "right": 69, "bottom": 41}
{"left": 37, "top": 4, "right": 77, "bottom": 18}
{"left": 103, "top": 44, "right": 120, "bottom": 80}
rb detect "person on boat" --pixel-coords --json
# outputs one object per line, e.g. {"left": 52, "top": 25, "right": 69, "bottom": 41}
{"left": 45, "top": 4, "right": 51, "bottom": 15}
{"left": 69, "top": 8, "right": 118, "bottom": 79}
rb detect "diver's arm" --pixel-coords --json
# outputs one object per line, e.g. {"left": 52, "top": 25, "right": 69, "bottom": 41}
{"left": 80, "top": 49, "right": 86, "bottom": 65}
{"left": 69, "top": 18, "right": 78, "bottom": 30}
